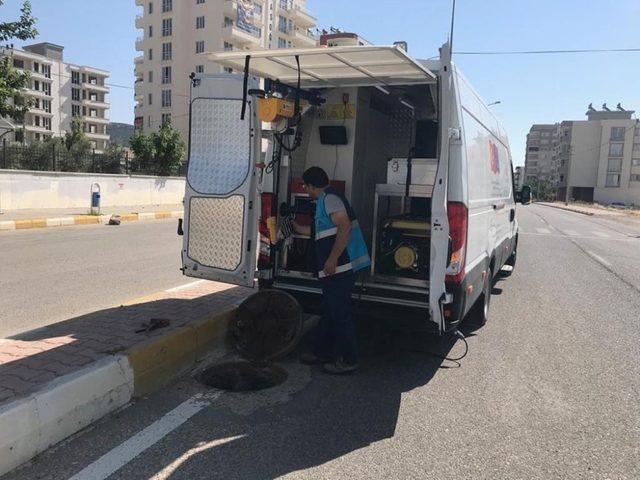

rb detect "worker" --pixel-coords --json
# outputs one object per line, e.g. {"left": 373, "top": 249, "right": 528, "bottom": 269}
{"left": 292, "top": 167, "right": 371, "bottom": 374}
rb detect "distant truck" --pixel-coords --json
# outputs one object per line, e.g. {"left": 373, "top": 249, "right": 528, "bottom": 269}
{"left": 179, "top": 42, "right": 528, "bottom": 334}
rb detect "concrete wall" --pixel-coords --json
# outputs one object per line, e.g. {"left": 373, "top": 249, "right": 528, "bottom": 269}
{"left": 569, "top": 121, "right": 601, "bottom": 187}
{"left": 0, "top": 170, "right": 185, "bottom": 211}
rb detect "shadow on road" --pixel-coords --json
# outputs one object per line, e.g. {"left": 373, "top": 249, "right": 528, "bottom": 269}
{"left": 143, "top": 319, "right": 461, "bottom": 480}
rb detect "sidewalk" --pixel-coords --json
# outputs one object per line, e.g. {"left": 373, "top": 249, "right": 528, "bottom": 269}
{"left": 0, "top": 280, "right": 253, "bottom": 476}
{"left": 0, "top": 204, "right": 183, "bottom": 230}
{"left": 537, "top": 201, "right": 623, "bottom": 217}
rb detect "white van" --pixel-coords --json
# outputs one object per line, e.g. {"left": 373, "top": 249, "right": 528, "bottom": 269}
{"left": 180, "top": 43, "right": 521, "bottom": 334}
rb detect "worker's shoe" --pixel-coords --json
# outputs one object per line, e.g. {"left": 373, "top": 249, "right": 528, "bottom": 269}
{"left": 322, "top": 359, "right": 359, "bottom": 375}
{"left": 299, "top": 352, "right": 330, "bottom": 365}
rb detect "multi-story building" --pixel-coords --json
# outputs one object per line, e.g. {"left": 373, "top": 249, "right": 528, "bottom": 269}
{"left": 524, "top": 123, "right": 561, "bottom": 186}
{"left": 526, "top": 105, "right": 640, "bottom": 205}
{"left": 558, "top": 105, "right": 640, "bottom": 204}
{"left": 513, "top": 166, "right": 524, "bottom": 191}
{"left": 1, "top": 43, "right": 110, "bottom": 151}
{"left": 134, "top": 0, "right": 318, "bottom": 142}
{"left": 320, "top": 31, "right": 371, "bottom": 47}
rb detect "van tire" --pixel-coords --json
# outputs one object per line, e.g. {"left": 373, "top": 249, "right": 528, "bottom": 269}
{"left": 468, "top": 267, "right": 492, "bottom": 328}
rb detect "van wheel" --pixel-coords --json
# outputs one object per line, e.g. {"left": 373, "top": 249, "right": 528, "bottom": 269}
{"left": 468, "top": 268, "right": 492, "bottom": 327}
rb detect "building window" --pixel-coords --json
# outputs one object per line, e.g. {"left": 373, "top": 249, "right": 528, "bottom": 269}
{"left": 148, "top": 71, "right": 153, "bottom": 83}
{"left": 278, "top": 15, "right": 288, "bottom": 33}
{"left": 43, "top": 83, "right": 51, "bottom": 96}
{"left": 610, "top": 127, "right": 626, "bottom": 141}
{"left": 72, "top": 88, "right": 80, "bottom": 101}
{"left": 162, "top": 0, "right": 172, "bottom": 12}
{"left": 148, "top": 25, "right": 153, "bottom": 37}
{"left": 162, "top": 89, "right": 172, "bottom": 107}
{"left": 609, "top": 143, "right": 624, "bottom": 157}
{"left": 162, "top": 113, "right": 171, "bottom": 125}
{"left": 43, "top": 100, "right": 51, "bottom": 113}
{"left": 148, "top": 93, "right": 153, "bottom": 105}
{"left": 277, "top": 37, "right": 286, "bottom": 48}
{"left": 72, "top": 104, "right": 81, "bottom": 117}
{"left": 162, "top": 18, "right": 172, "bottom": 36}
{"left": 42, "top": 65, "right": 51, "bottom": 79}
{"left": 162, "top": 42, "right": 172, "bottom": 60}
{"left": 528, "top": 146, "right": 539, "bottom": 152}
{"left": 606, "top": 158, "right": 622, "bottom": 187}
{"left": 13, "top": 58, "right": 24, "bottom": 69}
{"left": 633, "top": 143, "right": 640, "bottom": 152}
{"left": 224, "top": 67, "right": 233, "bottom": 74}
{"left": 162, "top": 66, "right": 172, "bottom": 84}
{"left": 196, "top": 0, "right": 205, "bottom": 3}
{"left": 223, "top": 42, "right": 233, "bottom": 51}
{"left": 148, "top": 116, "right": 152, "bottom": 128}
{"left": 195, "top": 41, "right": 205, "bottom": 54}
{"left": 630, "top": 174, "right": 640, "bottom": 182}
{"left": 148, "top": 2, "right": 153, "bottom": 14}
{"left": 195, "top": 65, "right": 204, "bottom": 73}
{"left": 148, "top": 48, "right": 153, "bottom": 60}
{"left": 224, "top": 17, "right": 233, "bottom": 27}
{"left": 196, "top": 16, "right": 205, "bottom": 29}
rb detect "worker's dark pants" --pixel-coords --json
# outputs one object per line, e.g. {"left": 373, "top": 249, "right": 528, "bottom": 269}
{"left": 314, "top": 272, "right": 358, "bottom": 365}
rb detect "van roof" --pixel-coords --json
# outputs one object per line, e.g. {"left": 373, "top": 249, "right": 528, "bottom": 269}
{"left": 207, "top": 45, "right": 437, "bottom": 89}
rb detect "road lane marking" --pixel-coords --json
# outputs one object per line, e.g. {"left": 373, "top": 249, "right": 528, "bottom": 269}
{"left": 165, "top": 279, "right": 208, "bottom": 293}
{"left": 586, "top": 251, "right": 612, "bottom": 267}
{"left": 68, "top": 392, "right": 222, "bottom": 480}
{"left": 592, "top": 231, "right": 609, "bottom": 238}
{"left": 562, "top": 230, "right": 579, "bottom": 236}
{"left": 536, "top": 228, "right": 551, "bottom": 234}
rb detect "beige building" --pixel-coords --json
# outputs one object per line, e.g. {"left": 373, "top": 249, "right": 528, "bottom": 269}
{"left": 526, "top": 105, "right": 640, "bottom": 205}
{"left": 513, "top": 165, "right": 524, "bottom": 190}
{"left": 0, "top": 43, "right": 110, "bottom": 151}
{"left": 134, "top": 0, "right": 318, "bottom": 142}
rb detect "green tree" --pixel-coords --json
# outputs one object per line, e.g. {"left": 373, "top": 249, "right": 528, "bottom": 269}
{"left": 151, "top": 120, "right": 185, "bottom": 176}
{"left": 101, "top": 143, "right": 125, "bottom": 174}
{"left": 0, "top": 0, "right": 38, "bottom": 120}
{"left": 60, "top": 117, "right": 90, "bottom": 171}
{"left": 129, "top": 131, "right": 154, "bottom": 173}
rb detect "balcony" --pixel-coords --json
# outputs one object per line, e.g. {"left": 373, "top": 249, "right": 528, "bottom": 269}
{"left": 222, "top": 23, "right": 262, "bottom": 46}
{"left": 135, "top": 37, "right": 144, "bottom": 50}
{"left": 83, "top": 115, "right": 110, "bottom": 124}
{"left": 82, "top": 82, "right": 109, "bottom": 93}
{"left": 29, "top": 107, "right": 54, "bottom": 117}
{"left": 291, "top": 5, "right": 316, "bottom": 27}
{"left": 135, "top": 14, "right": 144, "bottom": 28}
{"left": 30, "top": 71, "right": 53, "bottom": 82}
{"left": 293, "top": 28, "right": 318, "bottom": 47}
{"left": 135, "top": 0, "right": 144, "bottom": 5}
{"left": 86, "top": 131, "right": 110, "bottom": 140}
{"left": 224, "top": 1, "right": 264, "bottom": 26}
{"left": 24, "top": 124, "right": 53, "bottom": 134}
{"left": 25, "top": 88, "right": 53, "bottom": 99}
{"left": 84, "top": 98, "right": 109, "bottom": 108}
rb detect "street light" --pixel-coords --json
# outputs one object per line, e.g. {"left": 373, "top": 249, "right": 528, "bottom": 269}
{"left": 487, "top": 101, "right": 502, "bottom": 107}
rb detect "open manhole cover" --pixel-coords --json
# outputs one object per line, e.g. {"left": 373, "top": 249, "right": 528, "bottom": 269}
{"left": 199, "top": 361, "right": 288, "bottom": 392}
{"left": 198, "top": 290, "right": 302, "bottom": 392}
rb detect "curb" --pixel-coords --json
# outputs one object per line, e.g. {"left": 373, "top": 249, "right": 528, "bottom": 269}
{"left": 536, "top": 202, "right": 595, "bottom": 216}
{"left": 0, "top": 305, "right": 236, "bottom": 477}
{"left": 0, "top": 211, "right": 182, "bottom": 231}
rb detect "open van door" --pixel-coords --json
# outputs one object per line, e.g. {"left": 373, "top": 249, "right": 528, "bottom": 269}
{"left": 429, "top": 42, "right": 454, "bottom": 333}
{"left": 181, "top": 74, "right": 261, "bottom": 287}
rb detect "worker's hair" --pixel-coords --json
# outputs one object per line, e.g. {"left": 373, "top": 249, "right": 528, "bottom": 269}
{"left": 302, "top": 167, "right": 329, "bottom": 188}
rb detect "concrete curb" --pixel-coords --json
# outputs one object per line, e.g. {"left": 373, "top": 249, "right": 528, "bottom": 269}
{"left": 0, "top": 305, "right": 236, "bottom": 477}
{"left": 0, "top": 211, "right": 182, "bottom": 231}
{"left": 536, "top": 202, "right": 595, "bottom": 216}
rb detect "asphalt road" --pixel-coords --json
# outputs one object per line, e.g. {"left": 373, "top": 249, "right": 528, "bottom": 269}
{"left": 6, "top": 204, "right": 640, "bottom": 480}
{"left": 0, "top": 220, "right": 186, "bottom": 338}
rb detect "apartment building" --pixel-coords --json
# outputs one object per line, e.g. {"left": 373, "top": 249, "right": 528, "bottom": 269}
{"left": 513, "top": 166, "right": 524, "bottom": 191}
{"left": 320, "top": 31, "right": 371, "bottom": 47}
{"left": 134, "top": 0, "right": 318, "bottom": 142}
{"left": 525, "top": 105, "right": 640, "bottom": 205}
{"left": 524, "top": 124, "right": 561, "bottom": 185}
{"left": 1, "top": 43, "right": 110, "bottom": 151}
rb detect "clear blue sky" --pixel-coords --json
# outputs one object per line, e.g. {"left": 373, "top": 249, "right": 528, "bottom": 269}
{"left": 3, "top": 0, "right": 640, "bottom": 165}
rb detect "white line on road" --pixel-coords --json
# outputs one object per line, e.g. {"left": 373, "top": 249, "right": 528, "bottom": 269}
{"left": 592, "top": 231, "right": 610, "bottom": 238}
{"left": 536, "top": 228, "right": 551, "bottom": 234}
{"left": 586, "top": 251, "right": 612, "bottom": 267}
{"left": 165, "top": 279, "right": 208, "bottom": 293}
{"left": 562, "top": 230, "right": 579, "bottom": 236}
{"left": 68, "top": 392, "right": 222, "bottom": 480}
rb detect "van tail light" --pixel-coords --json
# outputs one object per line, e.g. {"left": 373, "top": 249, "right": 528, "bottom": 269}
{"left": 445, "top": 202, "right": 468, "bottom": 284}
{"left": 258, "top": 193, "right": 274, "bottom": 268}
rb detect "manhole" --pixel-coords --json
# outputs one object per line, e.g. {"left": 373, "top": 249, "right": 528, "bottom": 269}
{"left": 199, "top": 361, "right": 288, "bottom": 392}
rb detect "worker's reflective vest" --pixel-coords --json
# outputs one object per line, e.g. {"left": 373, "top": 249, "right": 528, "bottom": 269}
{"left": 314, "top": 187, "right": 371, "bottom": 279}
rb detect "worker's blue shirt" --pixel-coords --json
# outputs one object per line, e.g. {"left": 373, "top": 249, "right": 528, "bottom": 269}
{"left": 314, "top": 187, "right": 371, "bottom": 280}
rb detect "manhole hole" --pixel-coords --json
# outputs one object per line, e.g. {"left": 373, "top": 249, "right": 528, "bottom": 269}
{"left": 199, "top": 361, "right": 288, "bottom": 392}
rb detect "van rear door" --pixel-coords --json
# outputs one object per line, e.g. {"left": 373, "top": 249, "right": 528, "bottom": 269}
{"left": 181, "top": 74, "right": 261, "bottom": 287}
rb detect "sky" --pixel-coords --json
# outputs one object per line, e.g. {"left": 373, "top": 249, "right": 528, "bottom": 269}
{"left": 3, "top": 0, "right": 639, "bottom": 165}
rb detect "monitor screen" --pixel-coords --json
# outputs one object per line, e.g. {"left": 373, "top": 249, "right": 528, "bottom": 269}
{"left": 319, "top": 126, "right": 348, "bottom": 145}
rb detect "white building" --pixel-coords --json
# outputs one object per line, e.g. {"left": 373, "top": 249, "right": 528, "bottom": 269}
{"left": 134, "top": 0, "right": 318, "bottom": 142}
{"left": 1, "top": 43, "right": 110, "bottom": 152}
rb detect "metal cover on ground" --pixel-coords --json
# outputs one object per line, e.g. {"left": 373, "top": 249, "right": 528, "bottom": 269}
{"left": 231, "top": 290, "right": 303, "bottom": 362}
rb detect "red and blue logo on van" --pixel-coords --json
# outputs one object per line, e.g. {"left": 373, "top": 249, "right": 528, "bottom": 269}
{"left": 488, "top": 140, "right": 500, "bottom": 174}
